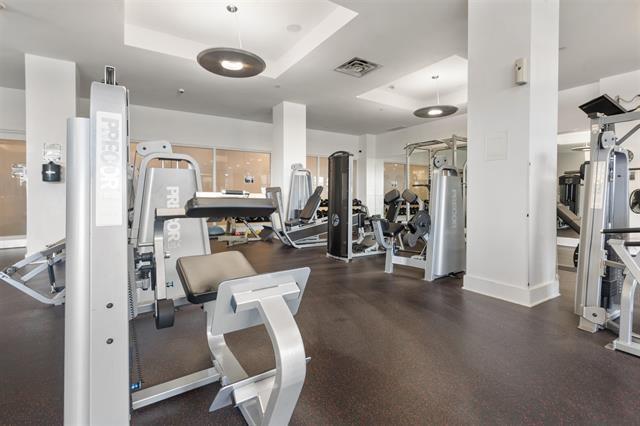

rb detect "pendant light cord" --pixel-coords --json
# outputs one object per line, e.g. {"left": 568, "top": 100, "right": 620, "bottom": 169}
{"left": 235, "top": 11, "right": 243, "bottom": 49}
{"left": 433, "top": 75, "right": 440, "bottom": 104}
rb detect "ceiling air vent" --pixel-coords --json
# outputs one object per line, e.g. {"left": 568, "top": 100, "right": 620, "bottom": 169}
{"left": 386, "top": 126, "right": 406, "bottom": 132}
{"left": 334, "top": 57, "right": 381, "bottom": 78}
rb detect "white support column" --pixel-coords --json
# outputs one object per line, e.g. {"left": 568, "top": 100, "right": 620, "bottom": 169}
{"left": 463, "top": 0, "right": 560, "bottom": 307}
{"left": 25, "top": 54, "right": 76, "bottom": 254}
{"left": 358, "top": 134, "right": 384, "bottom": 216}
{"left": 271, "top": 102, "right": 306, "bottom": 203}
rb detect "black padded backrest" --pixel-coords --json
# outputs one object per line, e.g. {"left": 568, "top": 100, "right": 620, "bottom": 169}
{"left": 402, "top": 189, "right": 418, "bottom": 204}
{"left": 185, "top": 196, "right": 276, "bottom": 218}
{"left": 299, "top": 186, "right": 323, "bottom": 221}
{"left": 384, "top": 189, "right": 401, "bottom": 204}
{"left": 385, "top": 202, "right": 400, "bottom": 222}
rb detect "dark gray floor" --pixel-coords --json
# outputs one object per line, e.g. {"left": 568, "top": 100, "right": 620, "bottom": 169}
{"left": 1, "top": 242, "right": 639, "bottom": 425}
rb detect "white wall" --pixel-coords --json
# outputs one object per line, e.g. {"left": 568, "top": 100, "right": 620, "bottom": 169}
{"left": 24, "top": 55, "right": 76, "bottom": 254}
{"left": 557, "top": 150, "right": 585, "bottom": 177}
{"left": 10, "top": 89, "right": 358, "bottom": 161}
{"left": 0, "top": 87, "right": 26, "bottom": 140}
{"left": 557, "top": 82, "right": 598, "bottom": 133}
{"left": 78, "top": 97, "right": 359, "bottom": 157}
{"left": 308, "top": 128, "right": 359, "bottom": 156}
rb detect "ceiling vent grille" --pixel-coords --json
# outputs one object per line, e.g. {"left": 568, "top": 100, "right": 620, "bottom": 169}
{"left": 334, "top": 57, "right": 381, "bottom": 78}
{"left": 386, "top": 126, "right": 406, "bottom": 132}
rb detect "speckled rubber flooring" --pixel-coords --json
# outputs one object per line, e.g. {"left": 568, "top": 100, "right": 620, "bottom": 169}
{"left": 0, "top": 242, "right": 638, "bottom": 425}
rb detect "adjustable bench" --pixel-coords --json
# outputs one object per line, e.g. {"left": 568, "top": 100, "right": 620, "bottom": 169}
{"left": 133, "top": 194, "right": 310, "bottom": 425}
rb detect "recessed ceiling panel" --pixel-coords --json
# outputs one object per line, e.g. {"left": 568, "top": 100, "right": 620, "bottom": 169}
{"left": 124, "top": 0, "right": 357, "bottom": 79}
{"left": 357, "top": 55, "right": 468, "bottom": 111}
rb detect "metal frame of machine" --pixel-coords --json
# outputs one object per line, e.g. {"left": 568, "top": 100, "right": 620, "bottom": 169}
{"left": 606, "top": 237, "right": 640, "bottom": 357}
{"left": 261, "top": 163, "right": 328, "bottom": 248}
{"left": 404, "top": 135, "right": 467, "bottom": 218}
{"left": 0, "top": 239, "right": 66, "bottom": 305}
{"left": 372, "top": 167, "right": 465, "bottom": 281}
{"left": 574, "top": 99, "right": 640, "bottom": 357}
{"left": 64, "top": 68, "right": 310, "bottom": 424}
{"left": 263, "top": 186, "right": 327, "bottom": 248}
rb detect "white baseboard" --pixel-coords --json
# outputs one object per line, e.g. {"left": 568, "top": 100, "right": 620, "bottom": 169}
{"left": 463, "top": 274, "right": 560, "bottom": 307}
{"left": 0, "top": 236, "right": 27, "bottom": 249}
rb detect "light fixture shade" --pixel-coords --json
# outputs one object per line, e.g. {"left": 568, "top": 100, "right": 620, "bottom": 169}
{"left": 413, "top": 105, "right": 458, "bottom": 118}
{"left": 197, "top": 47, "right": 266, "bottom": 78}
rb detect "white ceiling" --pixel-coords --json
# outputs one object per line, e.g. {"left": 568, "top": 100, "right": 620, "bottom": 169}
{"left": 357, "top": 55, "right": 468, "bottom": 112}
{"left": 0, "top": 0, "right": 639, "bottom": 135}
{"left": 124, "top": 0, "right": 357, "bottom": 78}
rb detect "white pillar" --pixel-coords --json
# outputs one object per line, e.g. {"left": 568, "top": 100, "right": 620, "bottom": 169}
{"left": 271, "top": 102, "right": 306, "bottom": 203}
{"left": 357, "top": 134, "right": 383, "bottom": 215}
{"left": 463, "top": 0, "right": 560, "bottom": 306}
{"left": 25, "top": 54, "right": 76, "bottom": 254}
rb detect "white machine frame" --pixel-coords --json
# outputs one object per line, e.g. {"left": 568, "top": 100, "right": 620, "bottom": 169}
{"left": 372, "top": 167, "right": 465, "bottom": 281}
{"left": 575, "top": 106, "right": 640, "bottom": 333}
{"left": 607, "top": 239, "right": 640, "bottom": 357}
{"left": 64, "top": 68, "right": 310, "bottom": 425}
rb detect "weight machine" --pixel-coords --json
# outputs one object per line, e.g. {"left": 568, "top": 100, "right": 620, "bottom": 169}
{"left": 403, "top": 135, "right": 467, "bottom": 217}
{"left": 0, "top": 239, "right": 66, "bottom": 305}
{"left": 64, "top": 67, "right": 310, "bottom": 424}
{"left": 260, "top": 162, "right": 328, "bottom": 248}
{"left": 326, "top": 151, "right": 383, "bottom": 261}
{"left": 372, "top": 167, "right": 465, "bottom": 281}
{"left": 575, "top": 94, "right": 640, "bottom": 357}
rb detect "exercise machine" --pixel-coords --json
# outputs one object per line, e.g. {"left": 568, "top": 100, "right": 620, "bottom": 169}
{"left": 372, "top": 166, "right": 465, "bottom": 280}
{"left": 403, "top": 135, "right": 467, "bottom": 220}
{"left": 262, "top": 186, "right": 327, "bottom": 248}
{"left": 261, "top": 162, "right": 328, "bottom": 248}
{"left": 129, "top": 140, "right": 209, "bottom": 313}
{"left": 326, "top": 151, "right": 383, "bottom": 261}
{"left": 287, "top": 163, "right": 314, "bottom": 222}
{"left": 574, "top": 94, "right": 640, "bottom": 356}
{"left": 64, "top": 67, "right": 311, "bottom": 424}
{"left": 1, "top": 139, "right": 209, "bottom": 310}
{"left": 559, "top": 172, "right": 581, "bottom": 217}
{"left": 603, "top": 234, "right": 640, "bottom": 357}
{"left": 0, "top": 239, "right": 65, "bottom": 305}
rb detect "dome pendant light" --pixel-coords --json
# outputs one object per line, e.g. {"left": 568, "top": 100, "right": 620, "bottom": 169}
{"left": 197, "top": 5, "right": 266, "bottom": 78}
{"left": 413, "top": 75, "right": 458, "bottom": 118}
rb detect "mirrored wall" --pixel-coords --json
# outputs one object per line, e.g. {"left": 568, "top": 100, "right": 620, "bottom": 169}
{"left": 0, "top": 140, "right": 26, "bottom": 239}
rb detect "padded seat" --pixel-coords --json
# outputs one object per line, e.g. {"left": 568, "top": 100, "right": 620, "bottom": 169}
{"left": 384, "top": 222, "right": 405, "bottom": 237}
{"left": 176, "top": 251, "right": 257, "bottom": 304}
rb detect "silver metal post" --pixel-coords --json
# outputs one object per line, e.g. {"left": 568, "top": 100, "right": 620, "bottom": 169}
{"left": 64, "top": 117, "right": 91, "bottom": 425}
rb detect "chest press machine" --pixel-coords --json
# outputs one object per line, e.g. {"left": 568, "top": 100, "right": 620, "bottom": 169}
{"left": 64, "top": 69, "right": 311, "bottom": 425}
